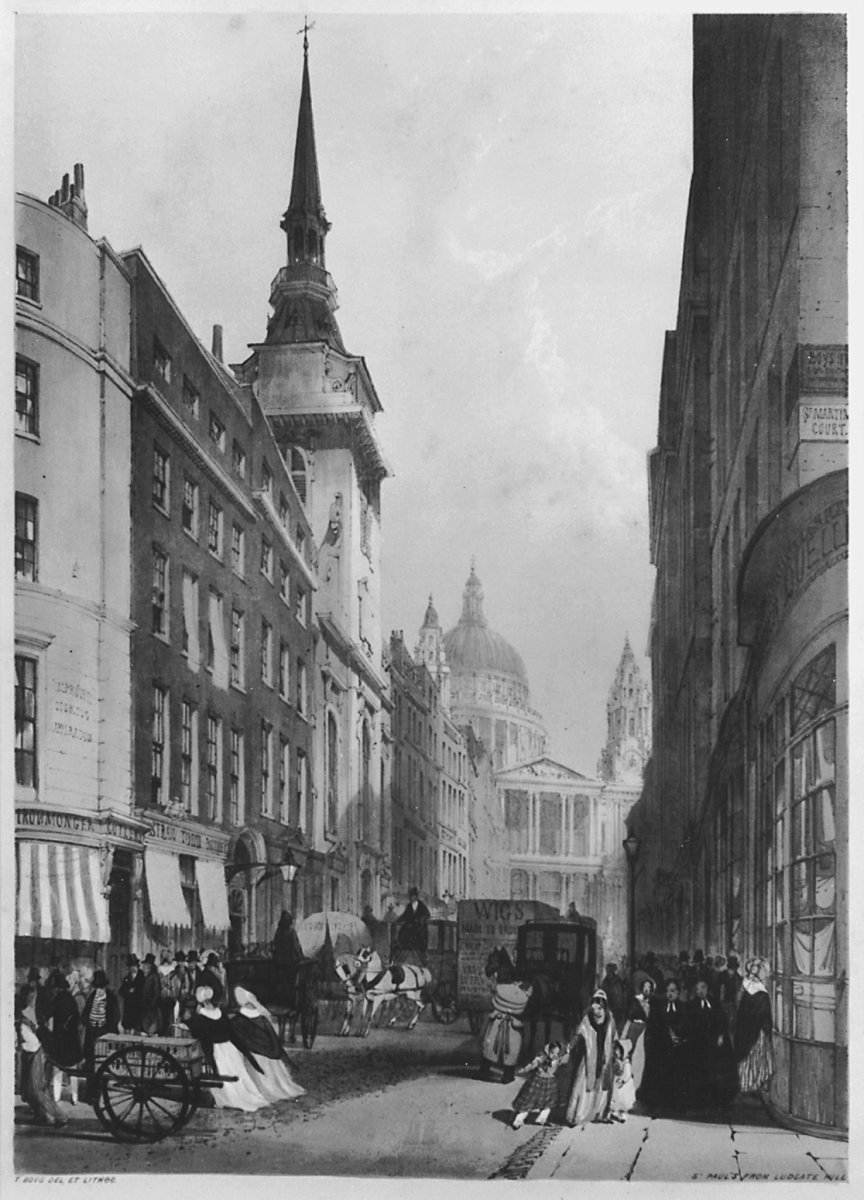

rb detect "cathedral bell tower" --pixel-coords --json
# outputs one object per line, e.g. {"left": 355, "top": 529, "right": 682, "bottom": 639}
{"left": 232, "top": 27, "right": 391, "bottom": 916}
{"left": 597, "top": 637, "right": 652, "bottom": 784}
{"left": 415, "top": 595, "right": 451, "bottom": 712}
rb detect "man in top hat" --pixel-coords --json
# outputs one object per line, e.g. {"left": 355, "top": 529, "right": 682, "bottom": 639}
{"left": 715, "top": 955, "right": 743, "bottom": 1037}
{"left": 139, "top": 953, "right": 162, "bottom": 1035}
{"left": 395, "top": 887, "right": 431, "bottom": 964}
{"left": 119, "top": 955, "right": 145, "bottom": 1032}
{"left": 644, "top": 951, "right": 665, "bottom": 994}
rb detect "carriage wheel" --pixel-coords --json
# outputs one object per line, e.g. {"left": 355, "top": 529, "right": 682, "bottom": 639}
{"left": 94, "top": 1046, "right": 193, "bottom": 1143}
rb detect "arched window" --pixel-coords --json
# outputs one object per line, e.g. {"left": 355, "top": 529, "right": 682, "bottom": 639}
{"left": 291, "top": 227, "right": 304, "bottom": 263}
{"left": 307, "top": 229, "right": 320, "bottom": 263}
{"left": 361, "top": 869, "right": 372, "bottom": 913}
{"left": 326, "top": 712, "right": 339, "bottom": 833}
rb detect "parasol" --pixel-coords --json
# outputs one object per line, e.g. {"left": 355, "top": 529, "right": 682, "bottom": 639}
{"left": 296, "top": 911, "right": 371, "bottom": 959}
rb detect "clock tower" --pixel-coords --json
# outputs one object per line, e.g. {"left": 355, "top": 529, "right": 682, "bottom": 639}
{"left": 598, "top": 637, "right": 651, "bottom": 785}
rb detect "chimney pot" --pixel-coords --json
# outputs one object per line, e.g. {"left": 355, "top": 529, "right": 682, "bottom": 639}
{"left": 212, "top": 324, "right": 224, "bottom": 362}
{"left": 74, "top": 163, "right": 85, "bottom": 193}
{"left": 61, "top": 173, "right": 70, "bottom": 202}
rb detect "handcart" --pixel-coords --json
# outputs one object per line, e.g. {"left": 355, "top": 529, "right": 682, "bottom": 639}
{"left": 72, "top": 1032, "right": 235, "bottom": 1143}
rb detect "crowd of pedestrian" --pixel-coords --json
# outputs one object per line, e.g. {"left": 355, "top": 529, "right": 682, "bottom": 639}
{"left": 484, "top": 945, "right": 776, "bottom": 1132}
{"left": 14, "top": 938, "right": 307, "bottom": 1126}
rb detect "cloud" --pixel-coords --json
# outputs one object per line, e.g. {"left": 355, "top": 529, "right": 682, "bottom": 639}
{"left": 447, "top": 224, "right": 568, "bottom": 282}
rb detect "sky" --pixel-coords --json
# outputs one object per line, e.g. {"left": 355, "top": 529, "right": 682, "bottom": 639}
{"left": 14, "top": 8, "right": 693, "bottom": 776}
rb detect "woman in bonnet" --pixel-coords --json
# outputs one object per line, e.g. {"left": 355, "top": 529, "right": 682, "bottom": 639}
{"left": 734, "top": 956, "right": 775, "bottom": 1094}
{"left": 561, "top": 989, "right": 617, "bottom": 1126}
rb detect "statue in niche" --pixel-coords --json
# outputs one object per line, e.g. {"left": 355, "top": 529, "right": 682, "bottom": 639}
{"left": 319, "top": 493, "right": 343, "bottom": 589}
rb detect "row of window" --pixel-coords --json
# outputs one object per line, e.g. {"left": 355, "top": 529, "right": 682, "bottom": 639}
{"left": 154, "top": 558, "right": 308, "bottom": 708}
{"left": 392, "top": 826, "right": 436, "bottom": 894}
{"left": 151, "top": 684, "right": 309, "bottom": 827}
{"left": 152, "top": 446, "right": 308, "bottom": 614}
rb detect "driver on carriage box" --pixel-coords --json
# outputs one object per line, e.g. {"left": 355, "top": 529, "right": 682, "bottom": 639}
{"left": 273, "top": 911, "right": 305, "bottom": 970}
{"left": 395, "top": 888, "right": 430, "bottom": 964}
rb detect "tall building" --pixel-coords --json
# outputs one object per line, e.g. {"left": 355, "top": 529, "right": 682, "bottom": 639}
{"left": 629, "top": 14, "right": 847, "bottom": 1135}
{"left": 233, "top": 35, "right": 391, "bottom": 916}
{"left": 125, "top": 246, "right": 316, "bottom": 962}
{"left": 443, "top": 565, "right": 547, "bottom": 769}
{"left": 14, "top": 169, "right": 145, "bottom": 983}
{"left": 387, "top": 633, "right": 440, "bottom": 908}
{"left": 597, "top": 638, "right": 651, "bottom": 784}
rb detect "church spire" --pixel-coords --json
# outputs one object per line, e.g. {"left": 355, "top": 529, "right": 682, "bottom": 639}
{"left": 267, "top": 26, "right": 344, "bottom": 349}
{"left": 281, "top": 23, "right": 330, "bottom": 265}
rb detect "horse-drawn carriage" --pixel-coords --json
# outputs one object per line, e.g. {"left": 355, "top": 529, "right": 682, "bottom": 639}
{"left": 455, "top": 899, "right": 560, "bottom": 1035}
{"left": 423, "top": 918, "right": 459, "bottom": 1024}
{"left": 224, "top": 956, "right": 319, "bottom": 1049}
{"left": 514, "top": 915, "right": 600, "bottom": 1044}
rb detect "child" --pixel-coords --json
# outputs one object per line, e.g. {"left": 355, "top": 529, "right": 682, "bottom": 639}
{"left": 609, "top": 1038, "right": 636, "bottom": 1122}
{"left": 511, "top": 1040, "right": 570, "bottom": 1130}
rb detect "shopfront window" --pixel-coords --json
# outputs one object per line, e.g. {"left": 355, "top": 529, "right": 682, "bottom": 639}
{"left": 759, "top": 644, "right": 837, "bottom": 1043}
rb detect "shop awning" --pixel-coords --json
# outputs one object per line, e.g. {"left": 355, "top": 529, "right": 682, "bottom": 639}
{"left": 145, "top": 848, "right": 192, "bottom": 928}
{"left": 17, "top": 841, "right": 110, "bottom": 943}
{"left": 197, "top": 859, "right": 231, "bottom": 930}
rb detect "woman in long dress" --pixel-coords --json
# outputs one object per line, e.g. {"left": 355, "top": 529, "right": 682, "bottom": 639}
{"left": 228, "top": 988, "right": 306, "bottom": 1104}
{"left": 734, "top": 957, "right": 774, "bottom": 1093}
{"left": 621, "top": 977, "right": 655, "bottom": 1094}
{"left": 184, "top": 986, "right": 270, "bottom": 1112}
{"left": 561, "top": 990, "right": 617, "bottom": 1127}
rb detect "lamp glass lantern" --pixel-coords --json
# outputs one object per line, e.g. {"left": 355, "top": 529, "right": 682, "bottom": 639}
{"left": 623, "top": 833, "right": 642, "bottom": 865}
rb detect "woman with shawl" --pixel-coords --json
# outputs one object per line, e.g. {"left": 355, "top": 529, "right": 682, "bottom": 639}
{"left": 184, "top": 986, "right": 269, "bottom": 1112}
{"left": 228, "top": 987, "right": 306, "bottom": 1103}
{"left": 621, "top": 976, "right": 655, "bottom": 1094}
{"left": 561, "top": 989, "right": 617, "bottom": 1127}
{"left": 733, "top": 957, "right": 774, "bottom": 1093}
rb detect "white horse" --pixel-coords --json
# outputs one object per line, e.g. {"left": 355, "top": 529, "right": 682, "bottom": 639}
{"left": 335, "top": 948, "right": 432, "bottom": 1037}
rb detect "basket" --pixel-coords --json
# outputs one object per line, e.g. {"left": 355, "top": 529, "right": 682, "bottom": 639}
{"left": 93, "top": 1033, "right": 206, "bottom": 1080}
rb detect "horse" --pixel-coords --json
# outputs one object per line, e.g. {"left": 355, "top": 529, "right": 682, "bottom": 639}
{"left": 335, "top": 948, "right": 432, "bottom": 1037}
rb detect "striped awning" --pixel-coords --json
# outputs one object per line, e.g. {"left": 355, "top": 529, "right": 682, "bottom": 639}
{"left": 17, "top": 841, "right": 110, "bottom": 943}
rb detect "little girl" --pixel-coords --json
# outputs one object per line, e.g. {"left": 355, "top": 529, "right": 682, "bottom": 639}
{"left": 609, "top": 1038, "right": 636, "bottom": 1122}
{"left": 511, "top": 1041, "right": 570, "bottom": 1130}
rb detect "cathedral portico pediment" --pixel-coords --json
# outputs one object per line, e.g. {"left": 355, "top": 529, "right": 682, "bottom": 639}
{"left": 497, "top": 756, "right": 592, "bottom": 783}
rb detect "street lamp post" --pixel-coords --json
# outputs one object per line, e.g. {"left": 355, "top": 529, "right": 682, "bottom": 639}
{"left": 622, "top": 833, "right": 642, "bottom": 985}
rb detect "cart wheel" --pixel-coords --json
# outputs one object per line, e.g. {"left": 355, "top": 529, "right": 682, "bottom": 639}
{"left": 94, "top": 1045, "right": 193, "bottom": 1142}
{"left": 468, "top": 1011, "right": 484, "bottom": 1037}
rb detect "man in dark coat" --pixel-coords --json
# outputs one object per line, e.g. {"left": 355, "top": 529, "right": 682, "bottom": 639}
{"left": 684, "top": 977, "right": 738, "bottom": 1109}
{"left": 642, "top": 978, "right": 688, "bottom": 1112}
{"left": 643, "top": 951, "right": 665, "bottom": 994}
{"left": 714, "top": 955, "right": 743, "bottom": 1036}
{"left": 16, "top": 968, "right": 51, "bottom": 1028}
{"left": 118, "top": 955, "right": 145, "bottom": 1032}
{"left": 140, "top": 953, "right": 163, "bottom": 1033}
{"left": 395, "top": 888, "right": 430, "bottom": 963}
{"left": 273, "top": 911, "right": 304, "bottom": 968}
{"left": 599, "top": 963, "right": 627, "bottom": 1028}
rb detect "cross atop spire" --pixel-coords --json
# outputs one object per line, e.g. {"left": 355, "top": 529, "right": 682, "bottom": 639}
{"left": 298, "top": 15, "right": 315, "bottom": 57}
